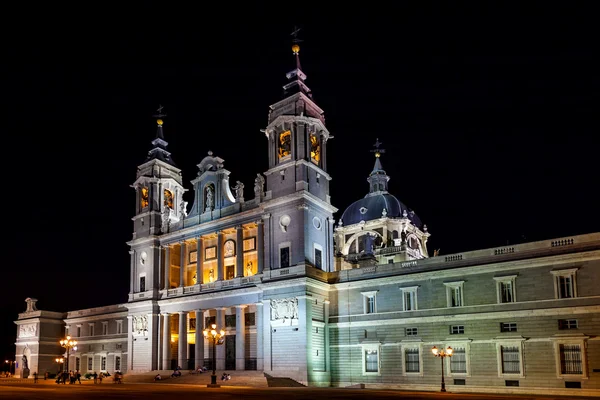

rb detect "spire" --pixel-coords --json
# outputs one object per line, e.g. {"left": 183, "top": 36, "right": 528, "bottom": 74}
{"left": 146, "top": 104, "right": 177, "bottom": 167}
{"left": 367, "top": 138, "right": 390, "bottom": 194}
{"left": 283, "top": 26, "right": 312, "bottom": 98}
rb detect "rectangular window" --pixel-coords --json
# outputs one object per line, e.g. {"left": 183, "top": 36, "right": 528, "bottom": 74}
{"left": 280, "top": 246, "right": 290, "bottom": 268}
{"left": 365, "top": 349, "right": 378, "bottom": 373}
{"left": 558, "top": 319, "right": 578, "bottom": 330}
{"left": 500, "top": 322, "right": 518, "bottom": 332}
{"left": 404, "top": 348, "right": 420, "bottom": 373}
{"left": 450, "top": 347, "right": 467, "bottom": 374}
{"left": 115, "top": 356, "right": 121, "bottom": 371}
{"left": 366, "top": 296, "right": 375, "bottom": 313}
{"left": 245, "top": 312, "right": 256, "bottom": 326}
{"left": 225, "top": 315, "right": 236, "bottom": 328}
{"left": 494, "top": 275, "right": 517, "bottom": 303}
{"left": 116, "top": 343, "right": 123, "bottom": 350}
{"left": 551, "top": 268, "right": 578, "bottom": 299}
{"left": 205, "top": 316, "right": 216, "bottom": 328}
{"left": 77, "top": 326, "right": 81, "bottom": 337}
{"left": 314, "top": 247, "right": 322, "bottom": 269}
{"left": 88, "top": 357, "right": 93, "bottom": 371}
{"left": 444, "top": 282, "right": 464, "bottom": 307}
{"left": 116, "top": 321, "right": 123, "bottom": 334}
{"left": 140, "top": 276, "right": 146, "bottom": 292}
{"left": 75, "top": 357, "right": 80, "bottom": 371}
{"left": 559, "top": 344, "right": 583, "bottom": 375}
{"left": 89, "top": 324, "right": 95, "bottom": 337}
{"left": 405, "top": 327, "right": 418, "bottom": 336}
{"left": 361, "top": 291, "right": 377, "bottom": 314}
{"left": 450, "top": 325, "right": 465, "bottom": 335}
{"left": 501, "top": 345, "right": 520, "bottom": 374}
{"left": 102, "top": 323, "right": 108, "bottom": 336}
{"left": 101, "top": 357, "right": 106, "bottom": 370}
{"left": 400, "top": 286, "right": 419, "bottom": 311}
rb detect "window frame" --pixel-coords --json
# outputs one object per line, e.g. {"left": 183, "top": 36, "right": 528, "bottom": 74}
{"left": 278, "top": 241, "right": 291, "bottom": 269}
{"left": 550, "top": 268, "right": 578, "bottom": 299}
{"left": 361, "top": 291, "right": 378, "bottom": 314}
{"left": 313, "top": 243, "right": 323, "bottom": 270}
{"left": 443, "top": 281, "right": 465, "bottom": 307}
{"left": 88, "top": 323, "right": 95, "bottom": 337}
{"left": 552, "top": 336, "right": 588, "bottom": 379}
{"left": 361, "top": 343, "right": 381, "bottom": 376}
{"left": 445, "top": 341, "right": 471, "bottom": 377}
{"left": 399, "top": 286, "right": 419, "bottom": 311}
{"left": 102, "top": 322, "right": 108, "bottom": 336}
{"left": 401, "top": 342, "right": 424, "bottom": 376}
{"left": 495, "top": 339, "right": 525, "bottom": 378}
{"left": 493, "top": 275, "right": 517, "bottom": 304}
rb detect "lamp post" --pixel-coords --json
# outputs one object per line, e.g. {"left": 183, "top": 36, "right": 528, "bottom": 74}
{"left": 431, "top": 346, "right": 453, "bottom": 392}
{"left": 202, "top": 323, "right": 225, "bottom": 387}
{"left": 5, "top": 360, "right": 14, "bottom": 375}
{"left": 59, "top": 336, "right": 77, "bottom": 373}
{"left": 55, "top": 358, "right": 64, "bottom": 373}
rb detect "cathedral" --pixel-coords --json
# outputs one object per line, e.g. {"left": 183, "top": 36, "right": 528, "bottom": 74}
{"left": 14, "top": 41, "right": 600, "bottom": 395}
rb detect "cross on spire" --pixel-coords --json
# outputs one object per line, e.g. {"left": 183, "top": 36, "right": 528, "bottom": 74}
{"left": 291, "top": 26, "right": 303, "bottom": 44}
{"left": 153, "top": 104, "right": 167, "bottom": 118}
{"left": 370, "top": 138, "right": 386, "bottom": 157}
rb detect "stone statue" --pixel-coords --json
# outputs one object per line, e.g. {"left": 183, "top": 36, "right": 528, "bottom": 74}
{"left": 24, "top": 298, "right": 38, "bottom": 313}
{"left": 209, "top": 269, "right": 215, "bottom": 283}
{"left": 205, "top": 186, "right": 214, "bottom": 212}
{"left": 364, "top": 233, "right": 375, "bottom": 255}
{"left": 180, "top": 200, "right": 188, "bottom": 217}
{"left": 382, "top": 208, "right": 387, "bottom": 217}
{"left": 22, "top": 355, "right": 28, "bottom": 370}
{"left": 246, "top": 261, "right": 253, "bottom": 276}
{"left": 233, "top": 181, "right": 244, "bottom": 201}
{"left": 254, "top": 174, "right": 265, "bottom": 199}
{"left": 433, "top": 249, "right": 440, "bottom": 257}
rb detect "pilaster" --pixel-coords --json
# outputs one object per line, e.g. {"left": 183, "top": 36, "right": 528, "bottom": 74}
{"left": 196, "top": 237, "right": 203, "bottom": 285}
{"left": 126, "top": 316, "right": 133, "bottom": 371}
{"left": 216, "top": 308, "right": 226, "bottom": 370}
{"left": 195, "top": 309, "right": 204, "bottom": 370}
{"left": 235, "top": 305, "right": 246, "bottom": 370}
{"left": 164, "top": 245, "right": 171, "bottom": 290}
{"left": 179, "top": 241, "right": 186, "bottom": 287}
{"left": 256, "top": 302, "right": 264, "bottom": 370}
{"left": 257, "top": 220, "right": 265, "bottom": 273}
{"left": 236, "top": 226, "right": 244, "bottom": 277}
{"left": 161, "top": 313, "right": 171, "bottom": 371}
{"left": 178, "top": 311, "right": 188, "bottom": 369}
{"left": 217, "top": 231, "right": 224, "bottom": 281}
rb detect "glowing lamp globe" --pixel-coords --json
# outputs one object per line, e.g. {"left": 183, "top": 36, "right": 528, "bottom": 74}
{"left": 292, "top": 44, "right": 300, "bottom": 54}
{"left": 157, "top": 119, "right": 164, "bottom": 126}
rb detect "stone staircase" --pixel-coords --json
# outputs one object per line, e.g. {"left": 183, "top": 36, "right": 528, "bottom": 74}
{"left": 125, "top": 370, "right": 268, "bottom": 387}
{"left": 264, "top": 373, "right": 306, "bottom": 387}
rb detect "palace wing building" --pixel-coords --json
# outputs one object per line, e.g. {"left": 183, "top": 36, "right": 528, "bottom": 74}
{"left": 14, "top": 42, "right": 600, "bottom": 395}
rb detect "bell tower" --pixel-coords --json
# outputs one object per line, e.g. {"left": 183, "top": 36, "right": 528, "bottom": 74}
{"left": 129, "top": 106, "right": 186, "bottom": 298}
{"left": 263, "top": 34, "right": 333, "bottom": 202}
{"left": 261, "top": 31, "right": 337, "bottom": 273}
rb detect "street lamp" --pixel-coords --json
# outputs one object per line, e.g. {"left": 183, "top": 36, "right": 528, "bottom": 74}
{"left": 431, "top": 346, "right": 453, "bottom": 392}
{"left": 55, "top": 358, "right": 64, "bottom": 373}
{"left": 59, "top": 336, "right": 77, "bottom": 373}
{"left": 202, "top": 323, "right": 225, "bottom": 387}
{"left": 5, "top": 360, "right": 14, "bottom": 375}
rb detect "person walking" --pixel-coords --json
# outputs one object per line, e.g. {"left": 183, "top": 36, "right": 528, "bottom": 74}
{"left": 33, "top": 372, "right": 38, "bottom": 383}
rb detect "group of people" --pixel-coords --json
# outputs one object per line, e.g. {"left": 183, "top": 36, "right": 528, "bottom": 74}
{"left": 153, "top": 366, "right": 231, "bottom": 382}
{"left": 54, "top": 370, "right": 82, "bottom": 384}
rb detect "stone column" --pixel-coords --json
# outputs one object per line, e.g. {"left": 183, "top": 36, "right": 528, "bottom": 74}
{"left": 298, "top": 296, "right": 313, "bottom": 382}
{"left": 178, "top": 311, "right": 188, "bottom": 369}
{"left": 156, "top": 312, "right": 162, "bottom": 370}
{"left": 179, "top": 241, "right": 186, "bottom": 287}
{"left": 256, "top": 302, "right": 264, "bottom": 371}
{"left": 162, "top": 313, "right": 171, "bottom": 371}
{"left": 194, "top": 309, "right": 204, "bottom": 369}
{"left": 196, "top": 237, "right": 203, "bottom": 285}
{"left": 129, "top": 251, "right": 135, "bottom": 293}
{"left": 216, "top": 308, "right": 226, "bottom": 370}
{"left": 126, "top": 316, "right": 133, "bottom": 371}
{"left": 217, "top": 231, "right": 224, "bottom": 281}
{"left": 235, "top": 305, "right": 246, "bottom": 370}
{"left": 262, "top": 300, "right": 271, "bottom": 371}
{"left": 257, "top": 220, "right": 265, "bottom": 274}
{"left": 324, "top": 300, "right": 331, "bottom": 373}
{"left": 157, "top": 246, "right": 163, "bottom": 290}
{"left": 236, "top": 226, "right": 244, "bottom": 277}
{"left": 164, "top": 245, "right": 170, "bottom": 290}
{"left": 328, "top": 219, "right": 335, "bottom": 272}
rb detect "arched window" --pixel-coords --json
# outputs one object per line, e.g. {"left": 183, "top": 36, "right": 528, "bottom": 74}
{"left": 309, "top": 132, "right": 320, "bottom": 164}
{"left": 140, "top": 187, "right": 149, "bottom": 209}
{"left": 163, "top": 189, "right": 174, "bottom": 209}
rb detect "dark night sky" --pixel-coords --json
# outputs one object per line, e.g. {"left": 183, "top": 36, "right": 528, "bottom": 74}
{"left": 1, "top": 4, "right": 598, "bottom": 361}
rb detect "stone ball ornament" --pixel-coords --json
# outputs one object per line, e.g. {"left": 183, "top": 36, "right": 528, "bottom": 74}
{"left": 279, "top": 215, "right": 291, "bottom": 232}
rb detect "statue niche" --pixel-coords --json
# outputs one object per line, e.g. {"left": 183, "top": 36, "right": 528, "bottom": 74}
{"left": 204, "top": 184, "right": 215, "bottom": 213}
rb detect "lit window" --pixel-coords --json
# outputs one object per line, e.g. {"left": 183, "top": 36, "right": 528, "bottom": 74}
{"left": 494, "top": 275, "right": 517, "bottom": 303}
{"left": 399, "top": 286, "right": 419, "bottom": 311}
{"left": 444, "top": 281, "right": 464, "bottom": 307}
{"left": 361, "top": 291, "right": 378, "bottom": 314}
{"left": 140, "top": 187, "right": 149, "bottom": 208}
{"left": 551, "top": 268, "right": 578, "bottom": 299}
{"left": 495, "top": 340, "right": 524, "bottom": 377}
{"left": 361, "top": 344, "right": 380, "bottom": 375}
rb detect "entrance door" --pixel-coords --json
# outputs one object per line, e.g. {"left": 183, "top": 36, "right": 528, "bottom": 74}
{"left": 225, "top": 335, "right": 236, "bottom": 370}
{"left": 226, "top": 265, "right": 235, "bottom": 280}
{"left": 188, "top": 344, "right": 195, "bottom": 370}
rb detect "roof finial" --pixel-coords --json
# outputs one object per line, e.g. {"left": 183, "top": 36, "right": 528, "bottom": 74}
{"left": 291, "top": 25, "right": 302, "bottom": 56}
{"left": 153, "top": 104, "right": 167, "bottom": 126}
{"left": 370, "top": 138, "right": 386, "bottom": 158}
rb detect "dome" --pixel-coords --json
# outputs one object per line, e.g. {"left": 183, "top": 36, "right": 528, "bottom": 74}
{"left": 340, "top": 193, "right": 423, "bottom": 228}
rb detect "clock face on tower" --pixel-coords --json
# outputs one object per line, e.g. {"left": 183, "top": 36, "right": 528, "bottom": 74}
{"left": 140, "top": 187, "right": 149, "bottom": 208}
{"left": 278, "top": 130, "right": 291, "bottom": 160}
